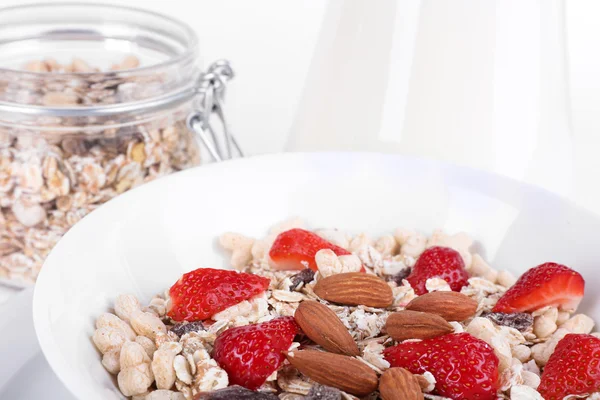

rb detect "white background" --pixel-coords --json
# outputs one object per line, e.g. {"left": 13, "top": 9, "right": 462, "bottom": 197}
{"left": 2, "top": 0, "right": 600, "bottom": 215}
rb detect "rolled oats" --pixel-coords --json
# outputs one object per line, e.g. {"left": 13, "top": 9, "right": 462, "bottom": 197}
{"left": 135, "top": 336, "right": 158, "bottom": 359}
{"left": 361, "top": 341, "right": 390, "bottom": 372}
{"left": 470, "top": 254, "right": 498, "bottom": 283}
{"left": 512, "top": 344, "right": 532, "bottom": 363}
{"left": 96, "top": 312, "right": 137, "bottom": 341}
{"left": 93, "top": 326, "right": 127, "bottom": 354}
{"left": 173, "top": 355, "right": 193, "bottom": 385}
{"left": 510, "top": 385, "right": 543, "bottom": 400}
{"left": 121, "top": 341, "right": 152, "bottom": 369}
{"left": 316, "top": 229, "right": 350, "bottom": 250}
{"left": 532, "top": 307, "right": 558, "bottom": 339}
{"left": 102, "top": 349, "right": 122, "bottom": 375}
{"left": 373, "top": 235, "right": 398, "bottom": 256}
{"left": 131, "top": 310, "right": 167, "bottom": 340}
{"left": 399, "top": 232, "right": 426, "bottom": 259}
{"left": 416, "top": 371, "right": 436, "bottom": 393}
{"left": 497, "top": 270, "right": 517, "bottom": 288}
{"left": 152, "top": 346, "right": 179, "bottom": 390}
{"left": 118, "top": 362, "right": 155, "bottom": 397}
{"left": 145, "top": 390, "right": 186, "bottom": 400}
{"left": 219, "top": 232, "right": 254, "bottom": 270}
{"left": 425, "top": 277, "right": 451, "bottom": 292}
{"left": 559, "top": 314, "right": 595, "bottom": 333}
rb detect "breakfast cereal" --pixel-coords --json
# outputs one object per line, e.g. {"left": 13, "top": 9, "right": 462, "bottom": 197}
{"left": 92, "top": 220, "right": 597, "bottom": 399}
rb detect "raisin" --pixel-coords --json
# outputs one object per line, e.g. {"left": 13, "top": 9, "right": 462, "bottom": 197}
{"left": 170, "top": 321, "right": 205, "bottom": 337}
{"left": 289, "top": 268, "right": 315, "bottom": 291}
{"left": 305, "top": 384, "right": 342, "bottom": 400}
{"left": 387, "top": 267, "right": 412, "bottom": 286}
{"left": 482, "top": 311, "right": 533, "bottom": 332}
{"left": 194, "top": 385, "right": 278, "bottom": 400}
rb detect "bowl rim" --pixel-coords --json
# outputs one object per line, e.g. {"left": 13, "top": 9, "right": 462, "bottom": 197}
{"left": 32, "top": 151, "right": 600, "bottom": 399}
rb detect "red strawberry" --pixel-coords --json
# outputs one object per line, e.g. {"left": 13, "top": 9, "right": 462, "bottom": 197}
{"left": 269, "top": 228, "right": 351, "bottom": 271}
{"left": 383, "top": 333, "right": 499, "bottom": 400}
{"left": 539, "top": 334, "right": 600, "bottom": 400}
{"left": 167, "top": 268, "right": 269, "bottom": 321}
{"left": 492, "top": 262, "right": 584, "bottom": 313}
{"left": 406, "top": 246, "right": 468, "bottom": 295}
{"left": 212, "top": 317, "right": 299, "bottom": 389}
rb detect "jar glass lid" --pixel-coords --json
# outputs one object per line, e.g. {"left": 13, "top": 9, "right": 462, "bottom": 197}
{"left": 0, "top": 3, "right": 201, "bottom": 118}
{"left": 0, "top": 2, "right": 197, "bottom": 73}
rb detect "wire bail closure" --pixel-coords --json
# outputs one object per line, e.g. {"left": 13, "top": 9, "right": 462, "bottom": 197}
{"left": 186, "top": 60, "right": 243, "bottom": 162}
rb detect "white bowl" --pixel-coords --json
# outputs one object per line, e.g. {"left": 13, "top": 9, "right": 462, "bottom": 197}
{"left": 33, "top": 152, "right": 600, "bottom": 400}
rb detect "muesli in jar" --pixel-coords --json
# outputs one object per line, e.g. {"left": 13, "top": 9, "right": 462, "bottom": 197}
{"left": 0, "top": 3, "right": 213, "bottom": 285}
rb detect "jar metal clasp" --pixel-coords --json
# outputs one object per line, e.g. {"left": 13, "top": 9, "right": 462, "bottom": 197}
{"left": 186, "top": 60, "right": 244, "bottom": 162}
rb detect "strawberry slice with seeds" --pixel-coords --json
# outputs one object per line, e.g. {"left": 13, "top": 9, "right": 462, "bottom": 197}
{"left": 406, "top": 246, "right": 469, "bottom": 295}
{"left": 492, "top": 262, "right": 584, "bottom": 313}
{"left": 539, "top": 334, "right": 600, "bottom": 400}
{"left": 212, "top": 317, "right": 300, "bottom": 390}
{"left": 269, "top": 228, "right": 351, "bottom": 271}
{"left": 167, "top": 268, "right": 269, "bottom": 321}
{"left": 384, "top": 333, "right": 499, "bottom": 400}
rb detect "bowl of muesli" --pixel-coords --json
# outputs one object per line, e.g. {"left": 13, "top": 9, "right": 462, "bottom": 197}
{"left": 33, "top": 153, "right": 600, "bottom": 400}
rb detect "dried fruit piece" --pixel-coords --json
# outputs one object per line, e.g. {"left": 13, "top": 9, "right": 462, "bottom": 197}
{"left": 269, "top": 228, "right": 351, "bottom": 271}
{"left": 538, "top": 334, "right": 600, "bottom": 400}
{"left": 481, "top": 311, "right": 533, "bottom": 332}
{"left": 169, "top": 321, "right": 205, "bottom": 337}
{"left": 406, "top": 246, "right": 469, "bottom": 295}
{"left": 286, "top": 350, "right": 378, "bottom": 396}
{"left": 313, "top": 272, "right": 393, "bottom": 308}
{"left": 493, "top": 262, "right": 585, "bottom": 313}
{"left": 213, "top": 317, "right": 299, "bottom": 390}
{"left": 289, "top": 268, "right": 315, "bottom": 291}
{"left": 388, "top": 267, "right": 411, "bottom": 285}
{"left": 167, "top": 268, "right": 270, "bottom": 321}
{"left": 379, "top": 368, "right": 424, "bottom": 400}
{"left": 405, "top": 291, "right": 477, "bottom": 321}
{"left": 194, "top": 385, "right": 279, "bottom": 399}
{"left": 384, "top": 333, "right": 499, "bottom": 400}
{"left": 386, "top": 310, "right": 454, "bottom": 341}
{"left": 294, "top": 300, "right": 359, "bottom": 356}
{"left": 305, "top": 384, "right": 342, "bottom": 400}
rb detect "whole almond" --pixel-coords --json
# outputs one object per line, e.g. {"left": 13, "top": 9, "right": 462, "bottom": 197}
{"left": 294, "top": 301, "right": 359, "bottom": 356}
{"left": 386, "top": 310, "right": 454, "bottom": 341}
{"left": 406, "top": 291, "right": 477, "bottom": 321}
{"left": 286, "top": 350, "right": 378, "bottom": 396}
{"left": 313, "top": 272, "right": 393, "bottom": 308}
{"left": 379, "top": 368, "right": 424, "bottom": 400}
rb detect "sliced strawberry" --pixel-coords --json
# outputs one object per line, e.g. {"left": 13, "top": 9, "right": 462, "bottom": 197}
{"left": 406, "top": 246, "right": 469, "bottom": 295}
{"left": 167, "top": 268, "right": 269, "bottom": 321}
{"left": 269, "top": 228, "right": 351, "bottom": 271}
{"left": 539, "top": 334, "right": 600, "bottom": 400}
{"left": 212, "top": 317, "right": 300, "bottom": 389}
{"left": 384, "top": 333, "right": 499, "bottom": 400}
{"left": 492, "top": 262, "right": 584, "bottom": 313}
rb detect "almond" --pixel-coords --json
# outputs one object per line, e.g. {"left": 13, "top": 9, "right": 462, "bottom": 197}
{"left": 313, "top": 272, "right": 393, "bottom": 308}
{"left": 294, "top": 300, "right": 359, "bottom": 356}
{"left": 286, "top": 350, "right": 378, "bottom": 396}
{"left": 405, "top": 291, "right": 477, "bottom": 321}
{"left": 386, "top": 310, "right": 454, "bottom": 341}
{"left": 379, "top": 368, "right": 424, "bottom": 400}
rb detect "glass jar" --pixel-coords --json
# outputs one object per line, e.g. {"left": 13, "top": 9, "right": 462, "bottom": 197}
{"left": 0, "top": 4, "right": 209, "bottom": 286}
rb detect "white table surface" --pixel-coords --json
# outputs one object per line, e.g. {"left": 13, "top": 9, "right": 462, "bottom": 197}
{"left": 1, "top": 0, "right": 600, "bottom": 296}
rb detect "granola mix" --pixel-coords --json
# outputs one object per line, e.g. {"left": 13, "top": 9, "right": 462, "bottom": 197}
{"left": 0, "top": 57, "right": 200, "bottom": 285}
{"left": 93, "top": 219, "right": 597, "bottom": 400}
